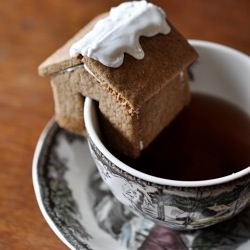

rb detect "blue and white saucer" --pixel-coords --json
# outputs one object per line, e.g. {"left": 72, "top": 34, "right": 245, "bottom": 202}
{"left": 32, "top": 119, "right": 250, "bottom": 250}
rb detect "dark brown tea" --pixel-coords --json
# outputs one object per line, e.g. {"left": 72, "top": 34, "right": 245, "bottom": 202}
{"left": 112, "top": 93, "right": 250, "bottom": 181}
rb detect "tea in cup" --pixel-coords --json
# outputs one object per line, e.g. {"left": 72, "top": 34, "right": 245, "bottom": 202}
{"left": 84, "top": 40, "right": 250, "bottom": 230}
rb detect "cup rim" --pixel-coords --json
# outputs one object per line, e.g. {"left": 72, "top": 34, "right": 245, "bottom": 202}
{"left": 84, "top": 39, "right": 250, "bottom": 188}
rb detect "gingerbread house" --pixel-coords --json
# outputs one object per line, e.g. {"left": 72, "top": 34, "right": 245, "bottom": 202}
{"left": 38, "top": 3, "right": 198, "bottom": 158}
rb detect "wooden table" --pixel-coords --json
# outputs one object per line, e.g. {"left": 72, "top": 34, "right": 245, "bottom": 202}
{"left": 0, "top": 0, "right": 249, "bottom": 249}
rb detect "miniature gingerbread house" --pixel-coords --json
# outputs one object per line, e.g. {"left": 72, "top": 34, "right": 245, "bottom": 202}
{"left": 38, "top": 2, "right": 198, "bottom": 158}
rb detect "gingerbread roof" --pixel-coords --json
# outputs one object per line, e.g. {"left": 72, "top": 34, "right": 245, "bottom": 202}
{"left": 39, "top": 14, "right": 198, "bottom": 112}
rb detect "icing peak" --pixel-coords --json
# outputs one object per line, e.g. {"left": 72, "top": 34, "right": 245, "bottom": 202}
{"left": 69, "top": 1, "right": 171, "bottom": 68}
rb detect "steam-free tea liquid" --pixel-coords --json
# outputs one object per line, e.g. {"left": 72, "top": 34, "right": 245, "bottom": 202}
{"left": 115, "top": 93, "right": 250, "bottom": 181}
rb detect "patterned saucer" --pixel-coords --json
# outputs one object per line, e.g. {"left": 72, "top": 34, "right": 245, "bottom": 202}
{"left": 33, "top": 119, "right": 250, "bottom": 250}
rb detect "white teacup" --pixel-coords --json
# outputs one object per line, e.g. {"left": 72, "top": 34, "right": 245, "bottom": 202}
{"left": 84, "top": 40, "right": 250, "bottom": 230}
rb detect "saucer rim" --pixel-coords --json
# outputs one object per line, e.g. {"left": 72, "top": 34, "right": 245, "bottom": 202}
{"left": 32, "top": 119, "right": 74, "bottom": 249}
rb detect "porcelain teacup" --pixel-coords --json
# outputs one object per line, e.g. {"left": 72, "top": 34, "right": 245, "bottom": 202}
{"left": 84, "top": 40, "right": 250, "bottom": 230}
